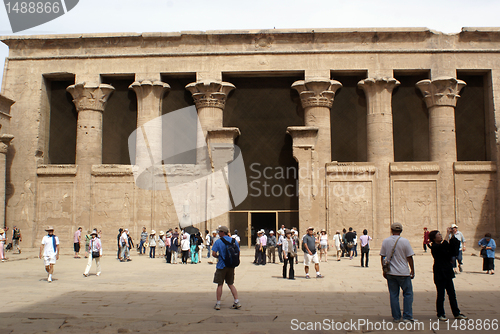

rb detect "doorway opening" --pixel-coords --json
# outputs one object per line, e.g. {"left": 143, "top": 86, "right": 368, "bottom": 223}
{"left": 250, "top": 212, "right": 276, "bottom": 245}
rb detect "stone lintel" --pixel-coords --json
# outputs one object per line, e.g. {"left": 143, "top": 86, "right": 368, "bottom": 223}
{"left": 162, "top": 165, "right": 202, "bottom": 177}
{"left": 286, "top": 126, "right": 318, "bottom": 148}
{"left": 185, "top": 81, "right": 235, "bottom": 109}
{"left": 0, "top": 134, "right": 14, "bottom": 154}
{"left": 416, "top": 77, "right": 466, "bottom": 108}
{"left": 37, "top": 164, "right": 77, "bottom": 175}
{"left": 390, "top": 162, "right": 440, "bottom": 174}
{"left": 326, "top": 162, "right": 377, "bottom": 174}
{"left": 292, "top": 78, "right": 342, "bottom": 109}
{"left": 92, "top": 165, "right": 134, "bottom": 176}
{"left": 206, "top": 127, "right": 240, "bottom": 144}
{"left": 66, "top": 82, "right": 115, "bottom": 112}
{"left": 454, "top": 161, "right": 497, "bottom": 173}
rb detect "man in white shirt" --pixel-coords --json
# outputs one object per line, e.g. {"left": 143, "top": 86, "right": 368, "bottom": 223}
{"left": 39, "top": 226, "right": 60, "bottom": 283}
{"left": 119, "top": 229, "right": 130, "bottom": 262}
{"left": 450, "top": 224, "right": 466, "bottom": 273}
{"left": 380, "top": 222, "right": 415, "bottom": 323}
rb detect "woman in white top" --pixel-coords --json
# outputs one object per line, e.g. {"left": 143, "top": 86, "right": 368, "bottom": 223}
{"left": 282, "top": 229, "right": 295, "bottom": 279}
{"left": 0, "top": 228, "right": 6, "bottom": 262}
{"left": 319, "top": 229, "right": 329, "bottom": 262}
{"left": 180, "top": 233, "right": 190, "bottom": 264}
{"left": 157, "top": 231, "right": 166, "bottom": 258}
{"left": 332, "top": 230, "right": 342, "bottom": 261}
{"left": 359, "top": 229, "right": 372, "bottom": 267}
{"left": 149, "top": 230, "right": 157, "bottom": 259}
{"left": 83, "top": 231, "right": 102, "bottom": 277}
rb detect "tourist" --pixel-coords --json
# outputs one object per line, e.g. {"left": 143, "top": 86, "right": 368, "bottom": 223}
{"left": 181, "top": 233, "right": 190, "bottom": 264}
{"left": 479, "top": 233, "right": 496, "bottom": 275}
{"left": 423, "top": 227, "right": 430, "bottom": 252}
{"left": 0, "top": 227, "right": 6, "bottom": 262}
{"left": 197, "top": 232, "right": 204, "bottom": 263}
{"left": 292, "top": 228, "right": 299, "bottom": 264}
{"left": 428, "top": 228, "right": 468, "bottom": 321}
{"left": 380, "top": 222, "right": 415, "bottom": 322}
{"left": 260, "top": 229, "right": 267, "bottom": 265}
{"left": 450, "top": 224, "right": 466, "bottom": 273}
{"left": 83, "top": 230, "right": 102, "bottom": 277}
{"left": 11, "top": 226, "right": 22, "bottom": 254}
{"left": 165, "top": 231, "right": 172, "bottom": 263}
{"left": 139, "top": 227, "right": 147, "bottom": 255}
{"left": 84, "top": 230, "right": 91, "bottom": 258}
{"left": 190, "top": 232, "right": 199, "bottom": 264}
{"left": 232, "top": 230, "right": 241, "bottom": 244}
{"left": 353, "top": 231, "right": 358, "bottom": 257}
{"left": 254, "top": 230, "right": 262, "bottom": 264}
{"left": 359, "top": 229, "right": 372, "bottom": 267}
{"left": 332, "top": 230, "right": 342, "bottom": 261}
{"left": 39, "top": 226, "right": 59, "bottom": 283}
{"left": 302, "top": 227, "right": 323, "bottom": 279}
{"left": 119, "top": 229, "right": 129, "bottom": 262}
{"left": 277, "top": 230, "right": 284, "bottom": 263}
{"left": 117, "top": 228, "right": 123, "bottom": 260}
{"left": 211, "top": 225, "right": 241, "bottom": 310}
{"left": 267, "top": 231, "right": 277, "bottom": 263}
{"left": 73, "top": 227, "right": 82, "bottom": 258}
{"left": 127, "top": 230, "right": 134, "bottom": 260}
{"left": 319, "top": 229, "right": 328, "bottom": 262}
{"left": 345, "top": 227, "right": 356, "bottom": 259}
{"left": 170, "top": 232, "right": 179, "bottom": 264}
{"left": 149, "top": 230, "right": 157, "bottom": 258}
{"left": 341, "top": 228, "right": 347, "bottom": 257}
{"left": 205, "top": 229, "right": 212, "bottom": 259}
{"left": 282, "top": 229, "right": 295, "bottom": 279}
{"left": 158, "top": 231, "right": 166, "bottom": 258}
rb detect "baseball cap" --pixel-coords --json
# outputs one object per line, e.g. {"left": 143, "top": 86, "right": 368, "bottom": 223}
{"left": 451, "top": 224, "right": 458, "bottom": 228}
{"left": 218, "top": 226, "right": 229, "bottom": 233}
{"left": 391, "top": 222, "right": 403, "bottom": 231}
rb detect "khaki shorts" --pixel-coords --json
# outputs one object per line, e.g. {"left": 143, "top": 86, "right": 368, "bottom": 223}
{"left": 303, "top": 252, "right": 319, "bottom": 267}
{"left": 213, "top": 267, "right": 235, "bottom": 285}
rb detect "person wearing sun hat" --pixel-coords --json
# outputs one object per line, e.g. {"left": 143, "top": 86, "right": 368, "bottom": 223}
{"left": 39, "top": 226, "right": 59, "bottom": 283}
{"left": 83, "top": 230, "right": 102, "bottom": 277}
{"left": 158, "top": 231, "right": 166, "bottom": 258}
{"left": 149, "top": 230, "right": 157, "bottom": 259}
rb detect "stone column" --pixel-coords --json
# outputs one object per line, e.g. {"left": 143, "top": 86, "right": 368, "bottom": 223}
{"left": 291, "top": 79, "right": 341, "bottom": 234}
{"left": 129, "top": 80, "right": 170, "bottom": 174}
{"left": 0, "top": 134, "right": 13, "bottom": 228}
{"left": 67, "top": 82, "right": 114, "bottom": 228}
{"left": 417, "top": 77, "right": 466, "bottom": 229}
{"left": 129, "top": 80, "right": 170, "bottom": 232}
{"left": 358, "top": 77, "right": 400, "bottom": 241}
{"left": 186, "top": 80, "right": 237, "bottom": 232}
{"left": 67, "top": 83, "right": 115, "bottom": 167}
{"left": 290, "top": 78, "right": 342, "bottom": 234}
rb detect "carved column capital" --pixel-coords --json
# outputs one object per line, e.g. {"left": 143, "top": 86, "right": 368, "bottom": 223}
{"left": 66, "top": 82, "right": 115, "bottom": 112}
{"left": 358, "top": 77, "right": 400, "bottom": 97}
{"left": 292, "top": 79, "right": 342, "bottom": 109}
{"left": 185, "top": 81, "right": 235, "bottom": 109}
{"left": 129, "top": 80, "right": 170, "bottom": 101}
{"left": 416, "top": 77, "right": 466, "bottom": 108}
{"left": 0, "top": 134, "right": 14, "bottom": 154}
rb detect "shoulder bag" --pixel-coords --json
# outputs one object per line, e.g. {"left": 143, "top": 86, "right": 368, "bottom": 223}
{"left": 382, "top": 236, "right": 401, "bottom": 274}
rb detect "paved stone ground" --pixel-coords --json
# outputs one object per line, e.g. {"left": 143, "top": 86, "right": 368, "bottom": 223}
{"left": 0, "top": 247, "right": 498, "bottom": 333}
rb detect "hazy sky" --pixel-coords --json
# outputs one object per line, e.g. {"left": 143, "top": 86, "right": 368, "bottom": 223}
{"left": 1, "top": 0, "right": 500, "bottom": 88}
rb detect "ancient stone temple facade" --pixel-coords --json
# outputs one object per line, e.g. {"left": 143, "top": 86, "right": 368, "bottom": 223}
{"left": 1, "top": 28, "right": 499, "bottom": 249}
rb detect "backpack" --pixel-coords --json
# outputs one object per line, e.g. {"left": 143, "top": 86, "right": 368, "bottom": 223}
{"left": 13, "top": 229, "right": 20, "bottom": 239}
{"left": 220, "top": 237, "right": 240, "bottom": 268}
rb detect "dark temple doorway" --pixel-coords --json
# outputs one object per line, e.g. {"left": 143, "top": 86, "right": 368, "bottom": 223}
{"left": 250, "top": 212, "right": 276, "bottom": 246}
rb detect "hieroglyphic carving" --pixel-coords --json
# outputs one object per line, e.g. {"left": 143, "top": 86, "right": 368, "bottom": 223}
{"left": 91, "top": 181, "right": 135, "bottom": 228}
{"left": 455, "top": 175, "right": 495, "bottom": 237}
{"left": 36, "top": 181, "right": 74, "bottom": 243}
{"left": 328, "top": 181, "right": 373, "bottom": 236}
{"left": 392, "top": 180, "right": 438, "bottom": 245}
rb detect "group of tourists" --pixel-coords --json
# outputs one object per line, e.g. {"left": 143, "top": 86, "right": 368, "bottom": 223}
{"left": 0, "top": 225, "right": 22, "bottom": 261}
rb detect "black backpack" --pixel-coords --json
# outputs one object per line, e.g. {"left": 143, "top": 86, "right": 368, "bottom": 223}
{"left": 220, "top": 237, "right": 240, "bottom": 268}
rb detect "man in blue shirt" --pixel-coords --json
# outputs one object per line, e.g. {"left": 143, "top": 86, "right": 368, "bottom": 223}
{"left": 211, "top": 225, "right": 241, "bottom": 310}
